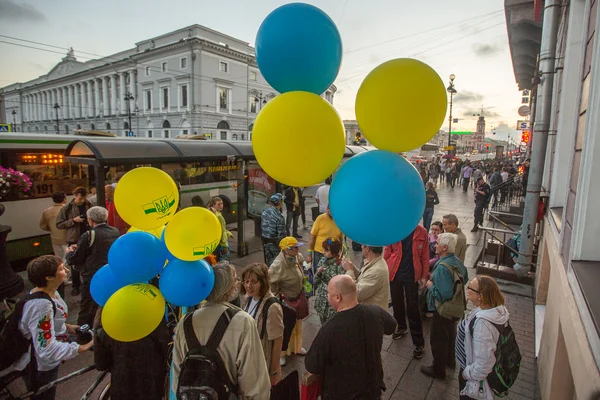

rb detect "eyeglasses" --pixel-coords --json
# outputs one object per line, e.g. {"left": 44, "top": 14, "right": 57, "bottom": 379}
{"left": 466, "top": 285, "right": 481, "bottom": 294}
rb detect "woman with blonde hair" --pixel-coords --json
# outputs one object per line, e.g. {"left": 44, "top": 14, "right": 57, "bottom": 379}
{"left": 456, "top": 275, "right": 510, "bottom": 399}
{"left": 240, "top": 263, "right": 284, "bottom": 386}
{"left": 207, "top": 196, "right": 232, "bottom": 262}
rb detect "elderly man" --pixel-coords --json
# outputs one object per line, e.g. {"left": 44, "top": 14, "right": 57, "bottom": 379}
{"left": 306, "top": 275, "right": 396, "bottom": 399}
{"left": 65, "top": 206, "right": 120, "bottom": 327}
{"left": 39, "top": 192, "right": 68, "bottom": 262}
{"left": 442, "top": 214, "right": 467, "bottom": 262}
{"left": 261, "top": 193, "right": 286, "bottom": 267}
{"left": 421, "top": 233, "right": 468, "bottom": 380}
{"left": 342, "top": 245, "right": 389, "bottom": 311}
{"left": 172, "top": 263, "right": 270, "bottom": 399}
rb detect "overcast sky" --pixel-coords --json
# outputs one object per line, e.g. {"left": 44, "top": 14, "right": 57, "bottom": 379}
{"left": 0, "top": 0, "right": 525, "bottom": 142}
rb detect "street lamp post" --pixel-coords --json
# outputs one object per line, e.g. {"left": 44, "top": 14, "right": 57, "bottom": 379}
{"left": 53, "top": 103, "right": 60, "bottom": 135}
{"left": 11, "top": 110, "right": 17, "bottom": 132}
{"left": 446, "top": 74, "right": 457, "bottom": 155}
{"left": 124, "top": 92, "right": 134, "bottom": 136}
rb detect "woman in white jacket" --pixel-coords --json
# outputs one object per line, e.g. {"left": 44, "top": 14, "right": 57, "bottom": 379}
{"left": 456, "top": 275, "right": 509, "bottom": 399}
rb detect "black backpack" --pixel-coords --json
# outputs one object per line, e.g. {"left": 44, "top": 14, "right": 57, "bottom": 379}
{"left": 177, "top": 308, "right": 240, "bottom": 400}
{"left": 260, "top": 297, "right": 296, "bottom": 352}
{"left": 0, "top": 292, "right": 57, "bottom": 371}
{"left": 469, "top": 317, "right": 521, "bottom": 397}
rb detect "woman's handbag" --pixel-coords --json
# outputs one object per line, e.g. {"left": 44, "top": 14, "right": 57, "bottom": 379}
{"left": 283, "top": 289, "right": 309, "bottom": 320}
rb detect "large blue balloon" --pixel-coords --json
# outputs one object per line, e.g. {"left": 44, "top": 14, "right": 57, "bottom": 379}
{"left": 329, "top": 150, "right": 426, "bottom": 246}
{"left": 108, "top": 231, "right": 166, "bottom": 284}
{"left": 159, "top": 259, "right": 215, "bottom": 307}
{"left": 256, "top": 3, "right": 342, "bottom": 95}
{"left": 90, "top": 264, "right": 127, "bottom": 306}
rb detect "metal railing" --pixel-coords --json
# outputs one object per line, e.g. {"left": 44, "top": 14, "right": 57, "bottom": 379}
{"left": 476, "top": 225, "right": 519, "bottom": 272}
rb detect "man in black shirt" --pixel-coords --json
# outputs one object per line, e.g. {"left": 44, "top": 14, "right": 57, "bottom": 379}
{"left": 306, "top": 275, "right": 397, "bottom": 400}
{"left": 472, "top": 176, "right": 491, "bottom": 232}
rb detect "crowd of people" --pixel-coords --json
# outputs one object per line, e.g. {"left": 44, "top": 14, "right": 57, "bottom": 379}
{"left": 0, "top": 167, "right": 518, "bottom": 400}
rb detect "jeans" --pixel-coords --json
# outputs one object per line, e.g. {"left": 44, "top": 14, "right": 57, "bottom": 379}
{"left": 25, "top": 364, "right": 59, "bottom": 400}
{"left": 390, "top": 280, "right": 425, "bottom": 346}
{"left": 462, "top": 177, "right": 470, "bottom": 192}
{"left": 430, "top": 312, "right": 457, "bottom": 376}
{"left": 474, "top": 202, "right": 486, "bottom": 228}
{"left": 423, "top": 208, "right": 434, "bottom": 231}
{"left": 286, "top": 210, "right": 299, "bottom": 236}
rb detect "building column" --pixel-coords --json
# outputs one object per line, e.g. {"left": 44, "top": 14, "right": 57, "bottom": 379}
{"left": 45, "top": 91, "right": 51, "bottom": 120}
{"left": 110, "top": 74, "right": 117, "bottom": 115}
{"left": 86, "top": 81, "right": 93, "bottom": 118}
{"left": 40, "top": 92, "right": 46, "bottom": 121}
{"left": 129, "top": 69, "right": 136, "bottom": 110}
{"left": 33, "top": 93, "right": 38, "bottom": 121}
{"left": 49, "top": 91, "right": 54, "bottom": 121}
{"left": 67, "top": 86, "right": 74, "bottom": 119}
{"left": 79, "top": 83, "right": 85, "bottom": 119}
{"left": 119, "top": 72, "right": 126, "bottom": 115}
{"left": 94, "top": 79, "right": 101, "bottom": 117}
{"left": 60, "top": 87, "right": 67, "bottom": 120}
{"left": 74, "top": 85, "right": 80, "bottom": 119}
{"left": 102, "top": 77, "right": 109, "bottom": 116}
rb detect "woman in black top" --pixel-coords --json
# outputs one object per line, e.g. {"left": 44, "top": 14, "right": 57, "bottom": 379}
{"left": 422, "top": 182, "right": 440, "bottom": 231}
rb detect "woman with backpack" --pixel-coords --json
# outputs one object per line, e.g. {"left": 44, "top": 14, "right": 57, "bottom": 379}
{"left": 313, "top": 237, "right": 345, "bottom": 324}
{"left": 240, "top": 263, "right": 284, "bottom": 387}
{"left": 456, "top": 275, "right": 511, "bottom": 399}
{"left": 0, "top": 255, "right": 93, "bottom": 400}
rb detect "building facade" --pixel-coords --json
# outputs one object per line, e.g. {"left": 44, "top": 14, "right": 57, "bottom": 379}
{"left": 506, "top": 0, "right": 600, "bottom": 399}
{"left": 1, "top": 25, "right": 336, "bottom": 140}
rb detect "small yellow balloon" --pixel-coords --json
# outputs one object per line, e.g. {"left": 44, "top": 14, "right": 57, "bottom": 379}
{"left": 355, "top": 58, "right": 447, "bottom": 152}
{"left": 164, "top": 207, "right": 221, "bottom": 261}
{"left": 114, "top": 167, "right": 179, "bottom": 230}
{"left": 127, "top": 225, "right": 166, "bottom": 238}
{"left": 252, "top": 91, "right": 346, "bottom": 187}
{"left": 101, "top": 283, "right": 165, "bottom": 342}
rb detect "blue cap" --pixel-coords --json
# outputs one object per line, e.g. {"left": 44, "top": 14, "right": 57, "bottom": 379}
{"left": 270, "top": 193, "right": 283, "bottom": 205}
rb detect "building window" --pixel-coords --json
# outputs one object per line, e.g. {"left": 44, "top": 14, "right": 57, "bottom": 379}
{"left": 145, "top": 89, "right": 152, "bottom": 112}
{"left": 163, "top": 120, "right": 170, "bottom": 138}
{"left": 183, "top": 129, "right": 189, "bottom": 135}
{"left": 148, "top": 130, "right": 153, "bottom": 138}
{"left": 180, "top": 57, "right": 187, "bottom": 69}
{"left": 217, "top": 121, "right": 230, "bottom": 130}
{"left": 250, "top": 95, "right": 257, "bottom": 113}
{"left": 145, "top": 66, "right": 150, "bottom": 76}
{"left": 180, "top": 84, "right": 188, "bottom": 108}
{"left": 250, "top": 71, "right": 257, "bottom": 81}
{"left": 162, "top": 87, "right": 169, "bottom": 110}
{"left": 218, "top": 87, "right": 229, "bottom": 113}
{"left": 164, "top": 130, "right": 170, "bottom": 138}
{"left": 232, "top": 133, "right": 238, "bottom": 140}
{"left": 162, "top": 62, "right": 167, "bottom": 73}
{"left": 220, "top": 131, "right": 227, "bottom": 140}
{"left": 219, "top": 61, "right": 229, "bottom": 73}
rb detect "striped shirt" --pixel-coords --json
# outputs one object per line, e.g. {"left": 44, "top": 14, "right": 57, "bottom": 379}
{"left": 456, "top": 318, "right": 468, "bottom": 369}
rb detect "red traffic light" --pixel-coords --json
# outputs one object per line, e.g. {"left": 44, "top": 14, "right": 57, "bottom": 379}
{"left": 522, "top": 130, "right": 531, "bottom": 143}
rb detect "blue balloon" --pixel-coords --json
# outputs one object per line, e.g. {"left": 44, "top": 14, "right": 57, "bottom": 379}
{"left": 256, "top": 3, "right": 342, "bottom": 95}
{"left": 108, "top": 231, "right": 166, "bottom": 284}
{"left": 159, "top": 259, "right": 215, "bottom": 307}
{"left": 90, "top": 264, "right": 127, "bottom": 306}
{"left": 329, "top": 150, "right": 426, "bottom": 246}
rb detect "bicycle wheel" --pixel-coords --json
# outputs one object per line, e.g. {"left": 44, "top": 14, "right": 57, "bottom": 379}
{"left": 97, "top": 383, "right": 110, "bottom": 400}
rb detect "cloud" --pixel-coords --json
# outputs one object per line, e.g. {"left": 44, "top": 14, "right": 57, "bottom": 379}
{"left": 495, "top": 122, "right": 510, "bottom": 130}
{"left": 0, "top": 0, "right": 46, "bottom": 22}
{"left": 453, "top": 90, "right": 483, "bottom": 104}
{"left": 472, "top": 43, "right": 504, "bottom": 57}
{"left": 462, "top": 108, "right": 500, "bottom": 118}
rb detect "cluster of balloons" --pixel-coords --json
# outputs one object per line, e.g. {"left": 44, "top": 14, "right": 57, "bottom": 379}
{"left": 329, "top": 59, "right": 447, "bottom": 246}
{"left": 252, "top": 3, "right": 346, "bottom": 187}
{"left": 91, "top": 167, "right": 220, "bottom": 342}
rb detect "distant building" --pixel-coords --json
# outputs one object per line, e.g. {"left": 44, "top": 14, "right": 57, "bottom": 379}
{"left": 343, "top": 120, "right": 366, "bottom": 145}
{"left": 1, "top": 25, "right": 336, "bottom": 140}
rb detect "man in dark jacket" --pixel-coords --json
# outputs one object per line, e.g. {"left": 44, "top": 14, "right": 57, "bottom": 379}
{"left": 472, "top": 177, "right": 491, "bottom": 232}
{"left": 56, "top": 186, "right": 92, "bottom": 296}
{"left": 488, "top": 168, "right": 503, "bottom": 208}
{"left": 284, "top": 186, "right": 303, "bottom": 239}
{"left": 66, "top": 206, "right": 120, "bottom": 327}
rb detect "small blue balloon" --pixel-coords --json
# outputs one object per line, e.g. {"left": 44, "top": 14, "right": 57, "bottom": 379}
{"left": 256, "top": 3, "right": 342, "bottom": 95}
{"left": 329, "top": 150, "right": 426, "bottom": 246}
{"left": 90, "top": 265, "right": 127, "bottom": 306}
{"left": 108, "top": 231, "right": 166, "bottom": 284}
{"left": 159, "top": 259, "right": 215, "bottom": 307}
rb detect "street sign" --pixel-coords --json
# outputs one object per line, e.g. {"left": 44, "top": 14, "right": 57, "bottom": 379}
{"left": 516, "top": 120, "right": 529, "bottom": 130}
{"left": 443, "top": 146, "right": 454, "bottom": 151}
{"left": 126, "top": 131, "right": 136, "bottom": 137}
{"left": 0, "top": 124, "right": 10, "bottom": 132}
{"left": 518, "top": 105, "right": 531, "bottom": 117}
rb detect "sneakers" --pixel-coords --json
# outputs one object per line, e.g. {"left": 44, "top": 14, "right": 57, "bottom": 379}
{"left": 392, "top": 328, "right": 408, "bottom": 340}
{"left": 413, "top": 345, "right": 425, "bottom": 359}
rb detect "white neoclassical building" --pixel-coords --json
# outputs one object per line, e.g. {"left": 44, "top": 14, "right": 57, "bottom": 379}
{"left": 0, "top": 25, "right": 337, "bottom": 140}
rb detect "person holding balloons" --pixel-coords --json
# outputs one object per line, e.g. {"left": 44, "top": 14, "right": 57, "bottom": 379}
{"left": 207, "top": 196, "right": 232, "bottom": 262}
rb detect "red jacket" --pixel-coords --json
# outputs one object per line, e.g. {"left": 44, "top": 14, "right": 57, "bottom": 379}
{"left": 384, "top": 225, "right": 429, "bottom": 282}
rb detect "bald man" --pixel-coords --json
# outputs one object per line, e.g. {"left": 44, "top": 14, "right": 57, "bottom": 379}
{"left": 305, "top": 275, "right": 397, "bottom": 400}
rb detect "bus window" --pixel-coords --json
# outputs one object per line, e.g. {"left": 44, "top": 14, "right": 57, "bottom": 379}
{"left": 247, "top": 161, "right": 276, "bottom": 218}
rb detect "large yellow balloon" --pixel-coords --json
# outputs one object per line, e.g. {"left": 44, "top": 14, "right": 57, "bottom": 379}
{"left": 355, "top": 58, "right": 447, "bottom": 152}
{"left": 102, "top": 283, "right": 165, "bottom": 342}
{"left": 127, "top": 225, "right": 166, "bottom": 238}
{"left": 164, "top": 207, "right": 221, "bottom": 261}
{"left": 252, "top": 91, "right": 345, "bottom": 187}
{"left": 114, "top": 167, "right": 179, "bottom": 230}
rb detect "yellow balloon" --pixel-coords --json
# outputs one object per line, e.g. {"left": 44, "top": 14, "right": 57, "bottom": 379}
{"left": 355, "top": 58, "right": 447, "bottom": 152}
{"left": 252, "top": 91, "right": 345, "bottom": 187}
{"left": 114, "top": 167, "right": 179, "bottom": 230}
{"left": 164, "top": 207, "right": 221, "bottom": 261}
{"left": 127, "top": 225, "right": 166, "bottom": 238}
{"left": 101, "top": 283, "right": 165, "bottom": 342}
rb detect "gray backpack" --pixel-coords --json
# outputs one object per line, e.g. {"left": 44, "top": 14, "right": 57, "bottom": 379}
{"left": 435, "top": 262, "right": 466, "bottom": 320}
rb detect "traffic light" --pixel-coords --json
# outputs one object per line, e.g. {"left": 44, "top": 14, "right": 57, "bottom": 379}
{"left": 486, "top": 143, "right": 490, "bottom": 152}
{"left": 522, "top": 130, "right": 531, "bottom": 143}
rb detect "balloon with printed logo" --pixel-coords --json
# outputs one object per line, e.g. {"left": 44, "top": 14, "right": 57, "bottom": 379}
{"left": 127, "top": 225, "right": 166, "bottom": 239}
{"left": 355, "top": 58, "right": 447, "bottom": 152}
{"left": 164, "top": 207, "right": 221, "bottom": 261}
{"left": 102, "top": 283, "right": 165, "bottom": 342}
{"left": 329, "top": 150, "right": 426, "bottom": 246}
{"left": 159, "top": 259, "right": 215, "bottom": 306}
{"left": 256, "top": 3, "right": 343, "bottom": 94}
{"left": 108, "top": 231, "right": 166, "bottom": 284}
{"left": 114, "top": 167, "right": 179, "bottom": 230}
{"left": 252, "top": 91, "right": 345, "bottom": 187}
{"left": 90, "top": 264, "right": 127, "bottom": 306}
